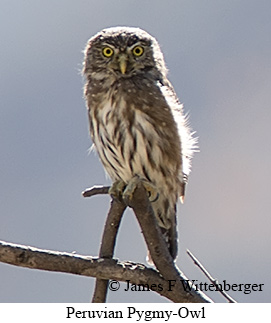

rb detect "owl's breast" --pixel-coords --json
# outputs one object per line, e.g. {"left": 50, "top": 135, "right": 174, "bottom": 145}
{"left": 90, "top": 92, "right": 182, "bottom": 194}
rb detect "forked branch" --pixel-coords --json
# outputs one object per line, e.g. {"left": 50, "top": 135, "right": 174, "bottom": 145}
{"left": 0, "top": 183, "right": 214, "bottom": 303}
{"left": 82, "top": 183, "right": 212, "bottom": 303}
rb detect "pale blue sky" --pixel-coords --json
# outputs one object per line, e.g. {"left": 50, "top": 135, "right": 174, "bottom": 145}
{"left": 0, "top": 0, "right": 270, "bottom": 302}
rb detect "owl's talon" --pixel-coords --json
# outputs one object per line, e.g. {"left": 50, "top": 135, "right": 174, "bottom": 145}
{"left": 142, "top": 182, "right": 159, "bottom": 203}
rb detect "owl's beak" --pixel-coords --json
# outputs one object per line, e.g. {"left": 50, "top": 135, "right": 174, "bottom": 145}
{"left": 118, "top": 55, "right": 127, "bottom": 74}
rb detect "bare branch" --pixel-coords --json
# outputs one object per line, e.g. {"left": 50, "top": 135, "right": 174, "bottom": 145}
{"left": 82, "top": 185, "right": 110, "bottom": 198}
{"left": 82, "top": 186, "right": 127, "bottom": 302}
{"left": 92, "top": 198, "right": 126, "bottom": 302}
{"left": 127, "top": 182, "right": 212, "bottom": 303}
{"left": 187, "top": 249, "right": 236, "bottom": 303}
{"left": 0, "top": 240, "right": 209, "bottom": 302}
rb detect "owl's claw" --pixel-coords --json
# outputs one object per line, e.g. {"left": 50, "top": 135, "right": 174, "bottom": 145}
{"left": 141, "top": 181, "right": 159, "bottom": 202}
{"left": 122, "top": 177, "right": 159, "bottom": 204}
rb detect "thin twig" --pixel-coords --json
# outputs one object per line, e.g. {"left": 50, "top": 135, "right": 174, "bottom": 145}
{"left": 82, "top": 185, "right": 110, "bottom": 198}
{"left": 187, "top": 249, "right": 236, "bottom": 303}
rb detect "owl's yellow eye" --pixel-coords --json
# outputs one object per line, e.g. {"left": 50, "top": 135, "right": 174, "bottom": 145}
{"left": 132, "top": 46, "right": 144, "bottom": 57}
{"left": 102, "top": 47, "right": 114, "bottom": 57}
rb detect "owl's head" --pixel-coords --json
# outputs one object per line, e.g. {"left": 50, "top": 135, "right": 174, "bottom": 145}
{"left": 83, "top": 26, "right": 167, "bottom": 80}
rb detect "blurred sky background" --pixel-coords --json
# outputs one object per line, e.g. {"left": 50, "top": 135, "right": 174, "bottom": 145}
{"left": 0, "top": 0, "right": 270, "bottom": 303}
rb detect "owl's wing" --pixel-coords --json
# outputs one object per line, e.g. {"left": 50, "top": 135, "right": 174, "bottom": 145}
{"left": 159, "top": 80, "right": 197, "bottom": 200}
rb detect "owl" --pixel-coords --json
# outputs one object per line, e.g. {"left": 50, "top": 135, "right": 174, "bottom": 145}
{"left": 83, "top": 27, "right": 196, "bottom": 261}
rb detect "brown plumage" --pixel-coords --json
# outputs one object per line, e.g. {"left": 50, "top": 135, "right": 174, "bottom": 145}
{"left": 83, "top": 27, "right": 196, "bottom": 260}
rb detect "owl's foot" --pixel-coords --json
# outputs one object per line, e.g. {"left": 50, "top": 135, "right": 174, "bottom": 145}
{"left": 109, "top": 178, "right": 159, "bottom": 203}
{"left": 109, "top": 180, "right": 127, "bottom": 201}
{"left": 123, "top": 177, "right": 159, "bottom": 203}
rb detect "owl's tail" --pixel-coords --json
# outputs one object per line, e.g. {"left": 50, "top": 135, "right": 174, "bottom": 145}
{"left": 146, "top": 214, "right": 178, "bottom": 265}
{"left": 162, "top": 215, "right": 178, "bottom": 260}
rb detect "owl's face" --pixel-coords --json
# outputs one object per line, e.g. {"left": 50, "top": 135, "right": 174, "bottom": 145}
{"left": 83, "top": 27, "right": 167, "bottom": 80}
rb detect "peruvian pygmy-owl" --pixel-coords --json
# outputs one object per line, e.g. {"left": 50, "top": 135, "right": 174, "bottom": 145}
{"left": 83, "top": 27, "right": 196, "bottom": 260}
